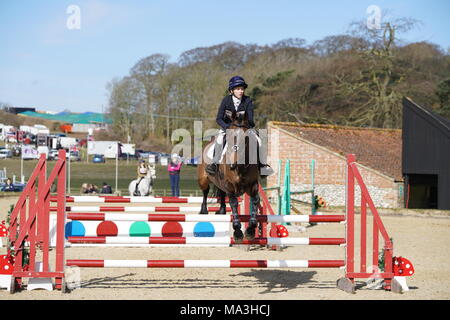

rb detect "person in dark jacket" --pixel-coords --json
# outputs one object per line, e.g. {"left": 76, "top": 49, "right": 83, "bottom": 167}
{"left": 205, "top": 76, "right": 273, "bottom": 175}
{"left": 2, "top": 178, "right": 15, "bottom": 192}
{"left": 100, "top": 182, "right": 112, "bottom": 194}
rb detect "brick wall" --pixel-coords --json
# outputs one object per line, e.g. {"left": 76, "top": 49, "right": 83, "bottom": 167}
{"left": 266, "top": 124, "right": 401, "bottom": 208}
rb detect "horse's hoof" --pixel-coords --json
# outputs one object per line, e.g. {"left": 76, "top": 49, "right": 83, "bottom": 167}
{"left": 233, "top": 229, "right": 244, "bottom": 243}
{"left": 248, "top": 217, "right": 258, "bottom": 229}
{"left": 245, "top": 227, "right": 256, "bottom": 241}
{"left": 199, "top": 211, "right": 208, "bottom": 215}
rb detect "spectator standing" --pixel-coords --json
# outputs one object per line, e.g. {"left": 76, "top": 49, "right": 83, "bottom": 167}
{"left": 168, "top": 154, "right": 182, "bottom": 197}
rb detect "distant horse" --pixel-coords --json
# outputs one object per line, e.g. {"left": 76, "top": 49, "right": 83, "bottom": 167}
{"left": 197, "top": 110, "right": 261, "bottom": 242}
{"left": 128, "top": 169, "right": 155, "bottom": 196}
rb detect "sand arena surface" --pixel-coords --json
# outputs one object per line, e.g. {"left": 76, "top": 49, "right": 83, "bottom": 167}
{"left": 0, "top": 195, "right": 449, "bottom": 300}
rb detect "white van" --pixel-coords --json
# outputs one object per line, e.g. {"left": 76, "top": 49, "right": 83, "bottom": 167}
{"left": 0, "top": 149, "right": 12, "bottom": 159}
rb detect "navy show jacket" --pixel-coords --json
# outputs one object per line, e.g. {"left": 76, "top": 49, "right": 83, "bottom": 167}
{"left": 215, "top": 94, "right": 256, "bottom": 130}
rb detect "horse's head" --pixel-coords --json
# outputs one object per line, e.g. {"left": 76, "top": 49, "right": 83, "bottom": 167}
{"left": 226, "top": 111, "right": 258, "bottom": 170}
{"left": 230, "top": 110, "right": 249, "bottom": 130}
{"left": 147, "top": 167, "right": 156, "bottom": 179}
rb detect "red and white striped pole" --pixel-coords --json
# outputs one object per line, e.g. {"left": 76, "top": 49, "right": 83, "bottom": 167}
{"left": 51, "top": 206, "right": 232, "bottom": 213}
{"left": 67, "top": 236, "right": 346, "bottom": 246}
{"left": 50, "top": 196, "right": 239, "bottom": 204}
{"left": 65, "top": 213, "right": 345, "bottom": 223}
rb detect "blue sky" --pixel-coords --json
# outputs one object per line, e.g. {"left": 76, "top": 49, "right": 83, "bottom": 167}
{"left": 1, "top": 0, "right": 449, "bottom": 113}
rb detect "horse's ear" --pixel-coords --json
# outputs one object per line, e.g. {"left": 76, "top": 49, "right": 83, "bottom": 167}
{"left": 231, "top": 110, "right": 237, "bottom": 120}
{"left": 236, "top": 111, "right": 246, "bottom": 122}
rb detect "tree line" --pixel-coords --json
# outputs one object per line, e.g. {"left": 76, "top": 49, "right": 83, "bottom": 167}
{"left": 105, "top": 17, "right": 450, "bottom": 151}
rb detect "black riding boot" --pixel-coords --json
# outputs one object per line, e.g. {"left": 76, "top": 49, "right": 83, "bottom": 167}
{"left": 206, "top": 142, "right": 223, "bottom": 175}
{"left": 134, "top": 177, "right": 143, "bottom": 196}
{"left": 256, "top": 143, "right": 274, "bottom": 176}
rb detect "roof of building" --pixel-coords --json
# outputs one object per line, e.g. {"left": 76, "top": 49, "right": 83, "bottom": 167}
{"left": 19, "top": 111, "right": 112, "bottom": 124}
{"left": 268, "top": 121, "right": 402, "bottom": 181}
{"left": 403, "top": 97, "right": 450, "bottom": 138}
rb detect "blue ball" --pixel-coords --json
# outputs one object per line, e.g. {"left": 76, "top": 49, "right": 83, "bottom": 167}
{"left": 65, "top": 221, "right": 85, "bottom": 238}
{"left": 193, "top": 222, "right": 215, "bottom": 237}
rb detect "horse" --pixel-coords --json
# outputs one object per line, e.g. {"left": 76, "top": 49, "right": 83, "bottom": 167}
{"left": 197, "top": 110, "right": 261, "bottom": 242}
{"left": 128, "top": 169, "right": 155, "bottom": 196}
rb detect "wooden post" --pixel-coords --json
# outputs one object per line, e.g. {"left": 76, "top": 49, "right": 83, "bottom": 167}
{"left": 346, "top": 154, "right": 356, "bottom": 281}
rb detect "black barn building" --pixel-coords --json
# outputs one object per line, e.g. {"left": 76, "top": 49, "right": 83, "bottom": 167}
{"left": 402, "top": 97, "right": 450, "bottom": 210}
{"left": 3, "top": 106, "right": 36, "bottom": 114}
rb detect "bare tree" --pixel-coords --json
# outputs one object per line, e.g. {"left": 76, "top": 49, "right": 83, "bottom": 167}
{"left": 130, "top": 54, "right": 170, "bottom": 134}
{"left": 106, "top": 76, "right": 145, "bottom": 141}
{"left": 336, "top": 17, "right": 421, "bottom": 128}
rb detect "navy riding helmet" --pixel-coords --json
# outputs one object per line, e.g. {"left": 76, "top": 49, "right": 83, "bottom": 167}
{"left": 228, "top": 76, "right": 248, "bottom": 91}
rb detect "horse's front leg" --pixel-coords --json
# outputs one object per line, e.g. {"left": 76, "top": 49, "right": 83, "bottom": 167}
{"left": 245, "top": 187, "right": 260, "bottom": 241}
{"left": 199, "top": 185, "right": 210, "bottom": 215}
{"left": 215, "top": 189, "right": 227, "bottom": 215}
{"left": 229, "top": 194, "right": 243, "bottom": 242}
{"left": 148, "top": 177, "right": 154, "bottom": 196}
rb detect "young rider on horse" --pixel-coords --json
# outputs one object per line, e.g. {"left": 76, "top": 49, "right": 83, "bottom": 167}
{"left": 205, "top": 76, "right": 274, "bottom": 176}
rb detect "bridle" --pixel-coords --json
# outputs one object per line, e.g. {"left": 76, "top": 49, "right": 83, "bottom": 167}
{"left": 228, "top": 123, "right": 251, "bottom": 170}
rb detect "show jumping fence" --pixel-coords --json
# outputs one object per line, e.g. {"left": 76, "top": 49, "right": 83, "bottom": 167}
{"left": 4, "top": 150, "right": 410, "bottom": 294}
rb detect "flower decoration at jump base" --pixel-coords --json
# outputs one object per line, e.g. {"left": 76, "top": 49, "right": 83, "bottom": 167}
{"left": 393, "top": 256, "right": 414, "bottom": 277}
{"left": 0, "top": 255, "right": 14, "bottom": 275}
{"left": 0, "top": 221, "right": 8, "bottom": 237}
{"left": 275, "top": 225, "right": 289, "bottom": 237}
{"left": 269, "top": 225, "right": 289, "bottom": 238}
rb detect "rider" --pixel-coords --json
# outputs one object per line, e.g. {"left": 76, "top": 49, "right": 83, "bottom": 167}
{"left": 135, "top": 160, "right": 149, "bottom": 193}
{"left": 205, "top": 76, "right": 274, "bottom": 175}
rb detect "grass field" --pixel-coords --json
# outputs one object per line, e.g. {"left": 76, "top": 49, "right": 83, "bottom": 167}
{"left": 0, "top": 157, "right": 268, "bottom": 196}
{"left": 0, "top": 158, "right": 202, "bottom": 196}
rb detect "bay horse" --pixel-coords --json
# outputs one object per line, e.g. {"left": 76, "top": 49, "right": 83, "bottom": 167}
{"left": 197, "top": 110, "right": 261, "bottom": 242}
